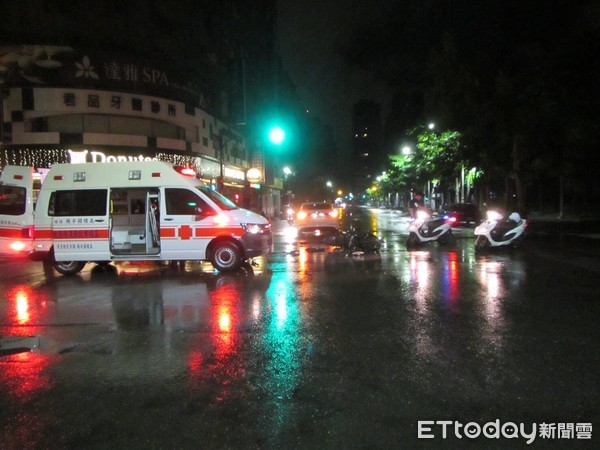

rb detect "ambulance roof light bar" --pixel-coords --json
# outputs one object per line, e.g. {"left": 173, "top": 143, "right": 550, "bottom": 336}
{"left": 173, "top": 165, "right": 197, "bottom": 177}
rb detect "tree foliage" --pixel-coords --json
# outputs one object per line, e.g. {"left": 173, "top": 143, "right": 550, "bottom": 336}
{"left": 379, "top": 126, "right": 468, "bottom": 204}
{"left": 340, "top": 0, "right": 600, "bottom": 212}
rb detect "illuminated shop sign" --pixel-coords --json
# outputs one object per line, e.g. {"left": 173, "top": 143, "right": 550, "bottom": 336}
{"left": 246, "top": 167, "right": 262, "bottom": 182}
{"left": 68, "top": 150, "right": 158, "bottom": 164}
{"left": 223, "top": 167, "right": 245, "bottom": 181}
{"left": 0, "top": 45, "right": 205, "bottom": 107}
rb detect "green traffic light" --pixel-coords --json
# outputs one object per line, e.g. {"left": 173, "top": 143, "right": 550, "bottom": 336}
{"left": 268, "top": 126, "right": 286, "bottom": 145}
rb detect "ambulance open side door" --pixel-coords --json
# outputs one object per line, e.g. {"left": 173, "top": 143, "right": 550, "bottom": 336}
{"left": 159, "top": 187, "right": 215, "bottom": 260}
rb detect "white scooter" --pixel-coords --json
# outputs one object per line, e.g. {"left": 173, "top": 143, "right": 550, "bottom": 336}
{"left": 474, "top": 211, "right": 527, "bottom": 250}
{"left": 406, "top": 210, "right": 454, "bottom": 248}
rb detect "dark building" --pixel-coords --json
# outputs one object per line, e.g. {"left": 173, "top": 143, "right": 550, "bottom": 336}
{"left": 351, "top": 99, "right": 383, "bottom": 194}
{"left": 0, "top": 0, "right": 288, "bottom": 216}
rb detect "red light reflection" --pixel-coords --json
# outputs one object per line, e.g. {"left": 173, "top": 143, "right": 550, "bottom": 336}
{"left": 211, "top": 284, "right": 239, "bottom": 357}
{"left": 7, "top": 285, "right": 49, "bottom": 325}
{"left": 0, "top": 351, "right": 54, "bottom": 399}
{"left": 187, "top": 281, "right": 243, "bottom": 395}
{"left": 444, "top": 251, "right": 460, "bottom": 303}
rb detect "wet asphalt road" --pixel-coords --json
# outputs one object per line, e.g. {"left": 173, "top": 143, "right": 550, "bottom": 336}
{"left": 0, "top": 207, "right": 599, "bottom": 449}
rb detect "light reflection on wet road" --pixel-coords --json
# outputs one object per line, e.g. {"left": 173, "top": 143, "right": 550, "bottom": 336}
{"left": 0, "top": 208, "right": 599, "bottom": 448}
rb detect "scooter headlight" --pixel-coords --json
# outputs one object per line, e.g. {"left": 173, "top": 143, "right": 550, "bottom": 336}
{"left": 416, "top": 210, "right": 430, "bottom": 220}
{"left": 486, "top": 210, "right": 503, "bottom": 221}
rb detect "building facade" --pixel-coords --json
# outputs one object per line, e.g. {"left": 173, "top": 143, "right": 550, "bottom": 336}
{"left": 0, "top": 44, "right": 269, "bottom": 212}
{"left": 351, "top": 99, "right": 383, "bottom": 195}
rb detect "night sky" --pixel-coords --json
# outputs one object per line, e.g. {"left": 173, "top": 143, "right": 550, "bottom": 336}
{"left": 276, "top": 0, "right": 599, "bottom": 161}
{"left": 277, "top": 0, "right": 395, "bottom": 155}
{"left": 1, "top": 0, "right": 597, "bottom": 200}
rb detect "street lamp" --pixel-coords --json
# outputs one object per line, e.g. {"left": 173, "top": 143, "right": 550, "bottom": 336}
{"left": 402, "top": 145, "right": 412, "bottom": 156}
{"left": 282, "top": 166, "right": 294, "bottom": 206}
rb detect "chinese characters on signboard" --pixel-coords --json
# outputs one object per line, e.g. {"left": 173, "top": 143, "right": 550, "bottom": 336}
{"left": 62, "top": 92, "right": 176, "bottom": 116}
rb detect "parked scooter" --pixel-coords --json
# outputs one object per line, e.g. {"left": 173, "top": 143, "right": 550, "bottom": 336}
{"left": 324, "top": 227, "right": 382, "bottom": 255}
{"left": 406, "top": 210, "right": 454, "bottom": 248}
{"left": 474, "top": 211, "right": 527, "bottom": 250}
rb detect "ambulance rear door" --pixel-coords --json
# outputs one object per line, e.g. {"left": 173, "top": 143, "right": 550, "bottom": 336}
{"left": 0, "top": 166, "right": 36, "bottom": 256}
{"left": 49, "top": 188, "right": 111, "bottom": 262}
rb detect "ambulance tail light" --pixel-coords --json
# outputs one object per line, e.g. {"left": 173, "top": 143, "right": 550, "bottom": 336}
{"left": 9, "top": 226, "right": 34, "bottom": 253}
{"left": 173, "top": 166, "right": 197, "bottom": 177}
{"left": 21, "top": 226, "right": 34, "bottom": 239}
{"left": 9, "top": 241, "right": 27, "bottom": 252}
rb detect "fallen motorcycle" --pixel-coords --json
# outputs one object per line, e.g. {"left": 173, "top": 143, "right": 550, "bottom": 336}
{"left": 324, "top": 228, "right": 382, "bottom": 255}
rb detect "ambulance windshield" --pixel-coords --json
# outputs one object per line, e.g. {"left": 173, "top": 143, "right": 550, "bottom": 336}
{"left": 197, "top": 186, "right": 238, "bottom": 211}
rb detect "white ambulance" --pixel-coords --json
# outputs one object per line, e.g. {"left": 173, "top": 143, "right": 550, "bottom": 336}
{"left": 0, "top": 165, "right": 40, "bottom": 256}
{"left": 0, "top": 161, "right": 272, "bottom": 274}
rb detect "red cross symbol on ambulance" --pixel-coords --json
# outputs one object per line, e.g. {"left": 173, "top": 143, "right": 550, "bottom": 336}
{"left": 178, "top": 225, "right": 193, "bottom": 240}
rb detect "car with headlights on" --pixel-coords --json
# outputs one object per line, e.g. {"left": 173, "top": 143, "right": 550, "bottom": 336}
{"left": 296, "top": 202, "right": 339, "bottom": 237}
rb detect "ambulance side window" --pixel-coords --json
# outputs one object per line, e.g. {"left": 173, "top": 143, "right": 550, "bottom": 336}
{"left": 0, "top": 186, "right": 26, "bottom": 215}
{"left": 165, "top": 188, "right": 215, "bottom": 215}
{"left": 48, "top": 189, "right": 108, "bottom": 216}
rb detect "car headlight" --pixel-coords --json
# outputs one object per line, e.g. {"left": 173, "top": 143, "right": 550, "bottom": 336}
{"left": 241, "top": 223, "right": 271, "bottom": 234}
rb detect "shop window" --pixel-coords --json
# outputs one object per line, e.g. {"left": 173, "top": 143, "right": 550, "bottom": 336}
{"left": 31, "top": 117, "right": 47, "bottom": 132}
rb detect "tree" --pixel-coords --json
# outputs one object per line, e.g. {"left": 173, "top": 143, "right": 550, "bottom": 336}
{"left": 339, "top": 0, "right": 600, "bottom": 213}
{"left": 385, "top": 126, "right": 466, "bottom": 206}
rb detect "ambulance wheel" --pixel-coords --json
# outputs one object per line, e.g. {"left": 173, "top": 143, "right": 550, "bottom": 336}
{"left": 54, "top": 260, "right": 85, "bottom": 276}
{"left": 48, "top": 248, "right": 85, "bottom": 275}
{"left": 210, "top": 241, "right": 242, "bottom": 272}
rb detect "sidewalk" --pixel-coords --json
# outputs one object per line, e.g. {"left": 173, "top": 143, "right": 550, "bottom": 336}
{"left": 526, "top": 214, "right": 600, "bottom": 239}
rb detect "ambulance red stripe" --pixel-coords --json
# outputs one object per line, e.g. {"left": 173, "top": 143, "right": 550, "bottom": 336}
{"left": 159, "top": 226, "right": 244, "bottom": 239}
{"left": 0, "top": 228, "right": 28, "bottom": 238}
